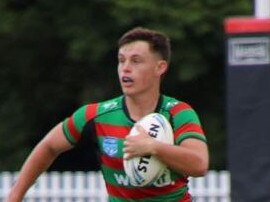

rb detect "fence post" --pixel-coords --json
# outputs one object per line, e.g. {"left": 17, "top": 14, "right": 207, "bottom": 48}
{"left": 0, "top": 172, "right": 13, "bottom": 200}
{"left": 62, "top": 171, "right": 73, "bottom": 202}
{"left": 220, "top": 171, "right": 231, "bottom": 202}
{"left": 50, "top": 172, "right": 61, "bottom": 202}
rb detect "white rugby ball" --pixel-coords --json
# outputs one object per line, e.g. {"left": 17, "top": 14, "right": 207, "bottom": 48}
{"left": 123, "top": 113, "right": 174, "bottom": 187}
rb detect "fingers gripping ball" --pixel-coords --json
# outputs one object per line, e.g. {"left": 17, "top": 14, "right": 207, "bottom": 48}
{"left": 123, "top": 113, "right": 174, "bottom": 187}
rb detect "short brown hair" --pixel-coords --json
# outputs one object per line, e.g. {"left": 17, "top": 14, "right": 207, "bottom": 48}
{"left": 118, "top": 27, "right": 171, "bottom": 63}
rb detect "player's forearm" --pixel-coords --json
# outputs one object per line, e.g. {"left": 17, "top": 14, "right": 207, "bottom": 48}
{"left": 6, "top": 141, "right": 61, "bottom": 202}
{"left": 151, "top": 141, "right": 208, "bottom": 177}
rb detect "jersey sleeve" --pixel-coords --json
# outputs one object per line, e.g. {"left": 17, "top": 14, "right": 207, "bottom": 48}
{"left": 170, "top": 102, "right": 207, "bottom": 145}
{"left": 62, "top": 103, "right": 98, "bottom": 145}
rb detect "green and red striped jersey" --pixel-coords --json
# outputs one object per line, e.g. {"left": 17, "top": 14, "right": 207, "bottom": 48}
{"left": 62, "top": 95, "right": 206, "bottom": 202}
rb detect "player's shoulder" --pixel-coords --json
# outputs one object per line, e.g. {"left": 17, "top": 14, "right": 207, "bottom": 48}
{"left": 161, "top": 95, "right": 192, "bottom": 112}
{"left": 71, "top": 96, "right": 123, "bottom": 121}
{"left": 96, "top": 95, "right": 123, "bottom": 115}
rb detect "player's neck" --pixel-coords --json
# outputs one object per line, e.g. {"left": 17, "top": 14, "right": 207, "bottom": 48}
{"left": 125, "top": 92, "right": 160, "bottom": 121}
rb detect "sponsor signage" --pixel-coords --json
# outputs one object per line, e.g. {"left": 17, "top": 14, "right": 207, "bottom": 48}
{"left": 228, "top": 37, "right": 270, "bottom": 66}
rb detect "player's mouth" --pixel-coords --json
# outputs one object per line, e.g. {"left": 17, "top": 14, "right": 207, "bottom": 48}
{"left": 122, "top": 76, "right": 134, "bottom": 83}
{"left": 121, "top": 76, "right": 134, "bottom": 88}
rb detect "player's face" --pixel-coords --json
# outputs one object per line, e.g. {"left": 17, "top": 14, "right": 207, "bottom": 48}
{"left": 118, "top": 41, "right": 167, "bottom": 97}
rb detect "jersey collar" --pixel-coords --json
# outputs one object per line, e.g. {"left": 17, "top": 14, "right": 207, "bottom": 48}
{"left": 122, "top": 95, "right": 163, "bottom": 123}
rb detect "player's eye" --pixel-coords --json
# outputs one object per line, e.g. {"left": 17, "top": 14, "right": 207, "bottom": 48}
{"left": 131, "top": 58, "right": 142, "bottom": 64}
{"left": 118, "top": 57, "right": 125, "bottom": 63}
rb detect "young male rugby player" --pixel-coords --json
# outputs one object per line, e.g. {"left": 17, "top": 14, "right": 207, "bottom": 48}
{"left": 7, "top": 27, "right": 209, "bottom": 202}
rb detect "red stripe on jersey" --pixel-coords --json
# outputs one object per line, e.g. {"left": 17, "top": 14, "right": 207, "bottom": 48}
{"left": 175, "top": 123, "right": 204, "bottom": 138}
{"left": 67, "top": 117, "right": 81, "bottom": 141}
{"left": 101, "top": 155, "right": 123, "bottom": 170}
{"left": 85, "top": 103, "right": 98, "bottom": 121}
{"left": 170, "top": 103, "right": 191, "bottom": 116}
{"left": 96, "top": 123, "right": 130, "bottom": 138}
{"left": 106, "top": 178, "right": 187, "bottom": 199}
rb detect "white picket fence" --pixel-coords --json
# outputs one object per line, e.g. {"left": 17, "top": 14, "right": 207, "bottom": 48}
{"left": 0, "top": 171, "right": 230, "bottom": 202}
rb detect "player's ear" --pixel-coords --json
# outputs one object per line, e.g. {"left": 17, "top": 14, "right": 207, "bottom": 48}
{"left": 156, "top": 60, "right": 168, "bottom": 76}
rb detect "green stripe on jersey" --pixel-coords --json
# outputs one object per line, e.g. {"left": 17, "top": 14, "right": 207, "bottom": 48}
{"left": 157, "top": 109, "right": 171, "bottom": 120}
{"left": 101, "top": 165, "right": 130, "bottom": 187}
{"left": 72, "top": 105, "right": 88, "bottom": 131}
{"left": 176, "top": 132, "right": 207, "bottom": 144}
{"left": 101, "top": 165, "right": 181, "bottom": 189}
{"left": 173, "top": 109, "right": 201, "bottom": 128}
{"left": 160, "top": 96, "right": 179, "bottom": 111}
{"left": 96, "top": 110, "right": 132, "bottom": 126}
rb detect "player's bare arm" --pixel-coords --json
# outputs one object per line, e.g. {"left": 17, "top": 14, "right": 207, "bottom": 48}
{"left": 151, "top": 138, "right": 208, "bottom": 177}
{"left": 124, "top": 125, "right": 208, "bottom": 177}
{"left": 6, "top": 123, "right": 73, "bottom": 202}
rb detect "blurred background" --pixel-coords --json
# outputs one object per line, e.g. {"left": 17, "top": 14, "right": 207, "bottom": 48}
{"left": 0, "top": 0, "right": 253, "bottom": 172}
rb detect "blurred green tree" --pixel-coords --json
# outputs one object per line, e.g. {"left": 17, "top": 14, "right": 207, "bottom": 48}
{"left": 0, "top": 0, "right": 252, "bottom": 171}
